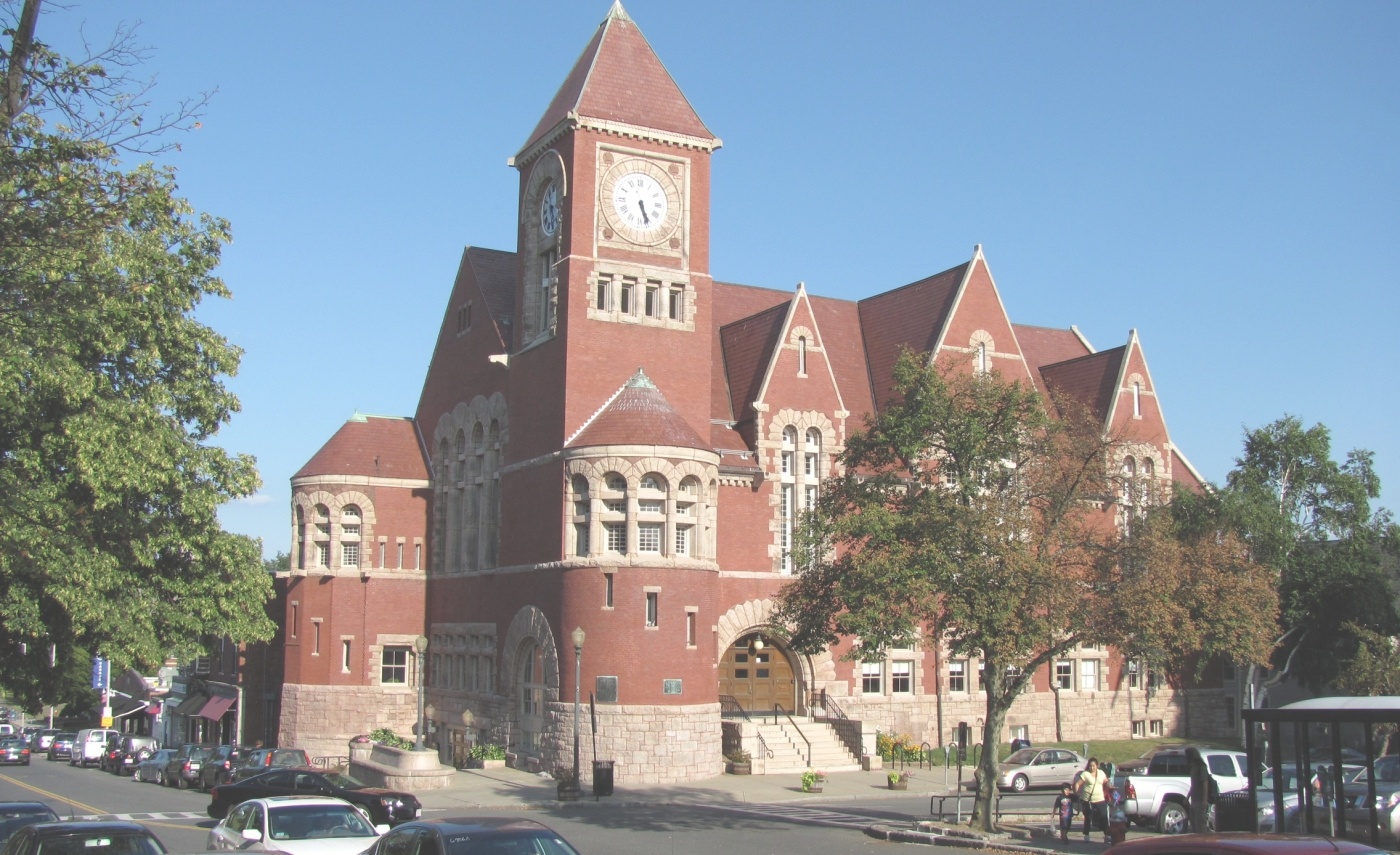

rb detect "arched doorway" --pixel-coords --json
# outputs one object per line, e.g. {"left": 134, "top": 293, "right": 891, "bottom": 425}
{"left": 719, "top": 632, "right": 799, "bottom": 713}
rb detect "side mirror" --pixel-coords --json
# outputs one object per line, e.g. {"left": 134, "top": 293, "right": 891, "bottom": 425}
{"left": 241, "top": 829, "right": 263, "bottom": 842}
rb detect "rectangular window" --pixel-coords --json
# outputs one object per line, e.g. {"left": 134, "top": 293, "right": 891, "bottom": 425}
{"left": 1149, "top": 719, "right": 1163, "bottom": 736}
{"left": 312, "top": 620, "right": 322, "bottom": 655}
{"left": 342, "top": 542, "right": 359, "bottom": 568}
{"left": 595, "top": 278, "right": 610, "bottom": 311}
{"left": 638, "top": 499, "right": 663, "bottom": 514}
{"left": 1132, "top": 720, "right": 1145, "bottom": 737}
{"left": 1010, "top": 725, "right": 1029, "bottom": 743}
{"left": 1055, "top": 660, "right": 1073, "bottom": 690}
{"left": 378, "top": 542, "right": 385, "bottom": 568}
{"left": 805, "top": 453, "right": 816, "bottom": 476}
{"left": 341, "top": 641, "right": 352, "bottom": 673}
{"left": 382, "top": 646, "right": 409, "bottom": 684}
{"left": 1221, "top": 661, "right": 1237, "bottom": 682}
{"left": 604, "top": 573, "right": 614, "bottom": 608}
{"left": 342, "top": 524, "right": 360, "bottom": 538}
{"left": 948, "top": 660, "right": 966, "bottom": 692}
{"left": 396, "top": 543, "right": 403, "bottom": 569}
{"left": 686, "top": 611, "right": 696, "bottom": 646}
{"left": 415, "top": 544, "right": 421, "bottom": 569}
{"left": 290, "top": 603, "right": 299, "bottom": 639}
{"left": 645, "top": 592, "right": 659, "bottom": 627}
{"left": 861, "top": 662, "right": 882, "bottom": 694}
{"left": 638, "top": 523, "right": 661, "bottom": 553}
{"left": 644, "top": 283, "right": 659, "bottom": 317}
{"left": 575, "top": 524, "right": 589, "bottom": 556}
{"left": 891, "top": 661, "right": 912, "bottom": 693}
{"left": 605, "top": 499, "right": 625, "bottom": 513}
{"left": 315, "top": 543, "right": 329, "bottom": 567}
{"left": 675, "top": 525, "right": 691, "bottom": 556}
{"left": 606, "top": 523, "right": 626, "bottom": 553}
{"left": 1224, "top": 698, "right": 1236, "bottom": 729}
{"left": 620, "top": 281, "right": 634, "bottom": 314}
{"left": 668, "top": 287, "right": 683, "bottom": 320}
{"left": 804, "top": 484, "right": 818, "bottom": 511}
{"left": 781, "top": 451, "right": 793, "bottom": 474}
{"left": 1080, "top": 659, "right": 1099, "bottom": 692}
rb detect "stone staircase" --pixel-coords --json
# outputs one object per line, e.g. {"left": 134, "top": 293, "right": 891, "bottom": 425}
{"left": 752, "top": 718, "right": 860, "bottom": 774}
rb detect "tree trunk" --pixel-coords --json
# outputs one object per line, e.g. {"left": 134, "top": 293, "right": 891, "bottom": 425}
{"left": 970, "top": 684, "right": 1012, "bottom": 832}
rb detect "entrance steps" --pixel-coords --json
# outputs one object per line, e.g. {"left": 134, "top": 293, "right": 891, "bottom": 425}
{"left": 751, "top": 719, "right": 860, "bottom": 774}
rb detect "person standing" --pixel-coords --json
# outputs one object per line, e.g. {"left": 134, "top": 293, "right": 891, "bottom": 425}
{"left": 1053, "top": 782, "right": 1077, "bottom": 842}
{"left": 1186, "top": 746, "right": 1216, "bottom": 833}
{"left": 1075, "top": 757, "right": 1111, "bottom": 842}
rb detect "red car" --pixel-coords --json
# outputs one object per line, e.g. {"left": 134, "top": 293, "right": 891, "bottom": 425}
{"left": 1108, "top": 833, "right": 1385, "bottom": 855}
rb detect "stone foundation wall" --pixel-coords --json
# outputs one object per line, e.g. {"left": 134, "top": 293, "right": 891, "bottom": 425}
{"left": 280, "top": 683, "right": 418, "bottom": 760}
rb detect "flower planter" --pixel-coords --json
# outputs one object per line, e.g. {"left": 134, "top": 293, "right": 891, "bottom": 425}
{"left": 805, "top": 784, "right": 824, "bottom": 793}
{"left": 726, "top": 761, "right": 752, "bottom": 775}
{"left": 888, "top": 780, "right": 908, "bottom": 790}
{"left": 556, "top": 783, "right": 582, "bottom": 801}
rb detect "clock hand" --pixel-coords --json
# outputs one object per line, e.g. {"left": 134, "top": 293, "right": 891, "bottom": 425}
{"left": 637, "top": 200, "right": 649, "bottom": 225}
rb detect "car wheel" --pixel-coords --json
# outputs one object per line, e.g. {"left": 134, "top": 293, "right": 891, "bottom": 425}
{"left": 158, "top": 771, "right": 167, "bottom": 786}
{"left": 1011, "top": 774, "right": 1029, "bottom": 793}
{"left": 1158, "top": 801, "right": 1188, "bottom": 834}
{"left": 175, "top": 775, "right": 187, "bottom": 790}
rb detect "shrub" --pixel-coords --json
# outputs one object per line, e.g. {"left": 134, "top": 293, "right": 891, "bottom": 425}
{"left": 469, "top": 743, "right": 506, "bottom": 761}
{"left": 368, "top": 727, "right": 414, "bottom": 750}
{"left": 726, "top": 749, "right": 751, "bottom": 763}
{"left": 800, "top": 769, "right": 826, "bottom": 791}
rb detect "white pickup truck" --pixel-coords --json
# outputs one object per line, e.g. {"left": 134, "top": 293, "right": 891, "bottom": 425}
{"left": 1121, "top": 747, "right": 1250, "bottom": 833}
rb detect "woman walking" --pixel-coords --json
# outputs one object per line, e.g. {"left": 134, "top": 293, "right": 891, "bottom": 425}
{"left": 1075, "top": 757, "right": 1110, "bottom": 843}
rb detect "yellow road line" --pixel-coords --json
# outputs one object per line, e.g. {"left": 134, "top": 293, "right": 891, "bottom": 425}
{"left": 0, "top": 771, "right": 107, "bottom": 816}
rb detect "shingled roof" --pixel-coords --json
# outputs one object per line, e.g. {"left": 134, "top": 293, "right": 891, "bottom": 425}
{"left": 294, "top": 414, "right": 429, "bottom": 481}
{"left": 519, "top": 1, "right": 717, "bottom": 157}
{"left": 569, "top": 369, "right": 711, "bottom": 451}
{"left": 1039, "top": 346, "right": 1127, "bottom": 425}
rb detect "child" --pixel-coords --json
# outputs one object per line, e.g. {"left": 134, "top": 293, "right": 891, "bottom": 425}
{"left": 1052, "top": 782, "right": 1077, "bottom": 842}
{"left": 1106, "top": 784, "right": 1128, "bottom": 846}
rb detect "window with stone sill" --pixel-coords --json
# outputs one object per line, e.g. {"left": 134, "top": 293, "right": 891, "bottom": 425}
{"left": 861, "top": 661, "right": 882, "bottom": 694}
{"left": 315, "top": 543, "right": 329, "bottom": 568}
{"left": 638, "top": 499, "right": 663, "bottom": 514}
{"left": 1055, "top": 660, "right": 1073, "bottom": 690}
{"left": 605, "top": 523, "right": 626, "bottom": 553}
{"left": 947, "top": 660, "right": 967, "bottom": 692}
{"left": 381, "top": 646, "right": 409, "bottom": 685}
{"left": 892, "top": 661, "right": 913, "bottom": 693}
{"left": 605, "top": 499, "right": 626, "bottom": 513}
{"left": 638, "top": 523, "right": 662, "bottom": 553}
{"left": 341, "top": 543, "right": 359, "bottom": 569}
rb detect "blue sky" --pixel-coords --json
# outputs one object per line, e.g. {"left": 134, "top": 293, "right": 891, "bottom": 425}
{"left": 35, "top": 1, "right": 1400, "bottom": 558}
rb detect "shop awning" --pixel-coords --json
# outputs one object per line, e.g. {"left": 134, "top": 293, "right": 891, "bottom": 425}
{"left": 111, "top": 696, "right": 149, "bottom": 718}
{"left": 198, "top": 693, "right": 236, "bottom": 721}
{"left": 171, "top": 692, "right": 208, "bottom": 716}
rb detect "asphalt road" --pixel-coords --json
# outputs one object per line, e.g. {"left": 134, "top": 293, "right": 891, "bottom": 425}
{"left": 0, "top": 756, "right": 1073, "bottom": 854}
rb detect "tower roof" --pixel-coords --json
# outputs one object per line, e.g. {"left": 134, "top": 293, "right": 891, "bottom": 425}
{"left": 293, "top": 414, "right": 429, "bottom": 481}
{"left": 568, "top": 369, "right": 711, "bottom": 451}
{"left": 518, "top": 2, "right": 717, "bottom": 157}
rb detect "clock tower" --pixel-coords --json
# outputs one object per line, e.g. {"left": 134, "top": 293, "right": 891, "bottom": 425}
{"left": 508, "top": 1, "right": 721, "bottom": 463}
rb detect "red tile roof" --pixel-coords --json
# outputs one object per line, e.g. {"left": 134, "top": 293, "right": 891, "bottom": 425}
{"left": 1039, "top": 346, "right": 1127, "bottom": 425}
{"left": 569, "top": 369, "right": 711, "bottom": 451}
{"left": 719, "top": 300, "right": 789, "bottom": 426}
{"left": 519, "top": 3, "right": 715, "bottom": 156}
{"left": 1014, "top": 323, "right": 1094, "bottom": 398}
{"left": 859, "top": 263, "right": 968, "bottom": 411}
{"left": 462, "top": 247, "right": 516, "bottom": 340}
{"left": 294, "top": 415, "right": 429, "bottom": 481}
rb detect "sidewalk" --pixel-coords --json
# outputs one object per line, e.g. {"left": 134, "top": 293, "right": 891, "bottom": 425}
{"left": 415, "top": 765, "right": 1151, "bottom": 852}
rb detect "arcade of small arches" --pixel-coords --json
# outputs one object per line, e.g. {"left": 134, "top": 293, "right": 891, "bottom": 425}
{"left": 291, "top": 490, "right": 378, "bottom": 571}
{"left": 564, "top": 456, "right": 718, "bottom": 562}
{"left": 431, "top": 395, "right": 508, "bottom": 576}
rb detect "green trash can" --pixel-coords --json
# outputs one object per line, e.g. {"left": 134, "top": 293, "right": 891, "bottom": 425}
{"left": 592, "top": 760, "right": 614, "bottom": 797}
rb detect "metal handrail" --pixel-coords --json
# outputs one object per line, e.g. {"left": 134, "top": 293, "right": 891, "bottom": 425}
{"left": 773, "top": 703, "right": 811, "bottom": 767}
{"left": 820, "top": 689, "right": 848, "bottom": 721}
{"left": 719, "top": 695, "right": 749, "bottom": 720}
{"left": 754, "top": 729, "right": 773, "bottom": 760}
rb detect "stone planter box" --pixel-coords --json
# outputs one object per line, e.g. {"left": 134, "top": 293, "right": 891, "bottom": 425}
{"left": 888, "top": 780, "right": 908, "bottom": 790}
{"left": 726, "top": 761, "right": 751, "bottom": 775}
{"left": 349, "top": 743, "right": 456, "bottom": 792}
{"left": 465, "top": 758, "right": 507, "bottom": 770}
{"left": 862, "top": 754, "right": 883, "bottom": 771}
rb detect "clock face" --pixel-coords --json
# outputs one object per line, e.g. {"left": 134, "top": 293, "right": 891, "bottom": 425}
{"left": 540, "top": 182, "right": 560, "bottom": 236}
{"left": 612, "top": 172, "right": 667, "bottom": 232}
{"left": 598, "top": 156, "right": 682, "bottom": 246}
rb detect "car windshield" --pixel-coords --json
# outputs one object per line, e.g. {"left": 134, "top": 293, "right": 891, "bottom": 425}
{"left": 1003, "top": 749, "right": 1038, "bottom": 766}
{"left": 0, "top": 809, "right": 58, "bottom": 842}
{"left": 444, "top": 832, "right": 581, "bottom": 855}
{"left": 33, "top": 832, "right": 166, "bottom": 855}
{"left": 0, "top": 740, "right": 24, "bottom": 749}
{"left": 267, "top": 805, "right": 376, "bottom": 840}
{"left": 319, "top": 772, "right": 367, "bottom": 790}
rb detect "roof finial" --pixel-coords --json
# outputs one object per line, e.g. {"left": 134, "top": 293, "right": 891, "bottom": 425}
{"left": 605, "top": 0, "right": 631, "bottom": 23}
{"left": 628, "top": 367, "right": 655, "bottom": 389}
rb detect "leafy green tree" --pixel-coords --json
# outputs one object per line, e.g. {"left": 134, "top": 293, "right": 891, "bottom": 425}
{"left": 775, "top": 352, "right": 1277, "bottom": 831}
{"left": 1218, "top": 416, "right": 1398, "bottom": 706}
{"left": 0, "top": 0, "right": 273, "bottom": 711}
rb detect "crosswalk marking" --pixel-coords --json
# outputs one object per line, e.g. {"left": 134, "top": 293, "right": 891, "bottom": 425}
{"left": 705, "top": 803, "right": 879, "bottom": 830}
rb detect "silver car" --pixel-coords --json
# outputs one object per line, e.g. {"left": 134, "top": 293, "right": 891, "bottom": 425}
{"left": 991, "top": 747, "right": 1086, "bottom": 792}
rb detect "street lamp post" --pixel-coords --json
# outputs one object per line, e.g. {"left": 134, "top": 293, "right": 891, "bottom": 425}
{"left": 571, "top": 626, "right": 585, "bottom": 793}
{"left": 414, "top": 635, "right": 429, "bottom": 751}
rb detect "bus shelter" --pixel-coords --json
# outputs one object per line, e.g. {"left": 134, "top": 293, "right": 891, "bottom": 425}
{"left": 1244, "top": 696, "right": 1400, "bottom": 847}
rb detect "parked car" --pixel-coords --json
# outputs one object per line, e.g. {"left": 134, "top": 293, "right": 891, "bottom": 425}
{"left": 0, "top": 821, "right": 167, "bottom": 855}
{"left": 26, "top": 730, "right": 59, "bottom": 754}
{"left": 1123, "top": 748, "right": 1251, "bottom": 833}
{"left": 1103, "top": 832, "right": 1386, "bottom": 855}
{"left": 980, "top": 747, "right": 1086, "bottom": 792}
{"left": 1117, "top": 744, "right": 1182, "bottom": 778}
{"left": 232, "top": 748, "right": 313, "bottom": 782}
{"left": 209, "top": 768, "right": 421, "bottom": 827}
{"left": 1343, "top": 755, "right": 1400, "bottom": 842}
{"left": 102, "top": 734, "right": 159, "bottom": 776}
{"left": 70, "top": 728, "right": 119, "bottom": 767}
{"left": 161, "top": 743, "right": 215, "bottom": 789}
{"left": 0, "top": 803, "right": 59, "bottom": 845}
{"left": 199, "top": 745, "right": 250, "bottom": 791}
{"left": 134, "top": 749, "right": 175, "bottom": 784}
{"left": 1256, "top": 764, "right": 1365, "bottom": 833}
{"left": 0, "top": 739, "right": 30, "bottom": 766}
{"left": 360, "top": 817, "right": 583, "bottom": 855}
{"left": 206, "top": 796, "right": 387, "bottom": 855}
{"left": 45, "top": 733, "right": 75, "bottom": 762}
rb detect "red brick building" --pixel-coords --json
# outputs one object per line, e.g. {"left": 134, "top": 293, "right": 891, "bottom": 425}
{"left": 279, "top": 2, "right": 1227, "bottom": 782}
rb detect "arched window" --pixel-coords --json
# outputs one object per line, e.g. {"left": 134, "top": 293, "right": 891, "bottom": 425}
{"left": 518, "top": 642, "right": 545, "bottom": 752}
{"left": 976, "top": 341, "right": 988, "bottom": 375}
{"left": 295, "top": 505, "right": 306, "bottom": 570}
{"left": 637, "top": 474, "right": 668, "bottom": 555}
{"left": 340, "top": 505, "right": 361, "bottom": 569}
{"left": 571, "top": 475, "right": 590, "bottom": 557}
{"left": 798, "top": 336, "right": 807, "bottom": 375}
{"left": 1133, "top": 382, "right": 1143, "bottom": 418}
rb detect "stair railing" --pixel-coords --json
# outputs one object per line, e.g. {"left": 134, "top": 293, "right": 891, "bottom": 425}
{"left": 719, "top": 694, "right": 748, "bottom": 720}
{"left": 820, "top": 689, "right": 848, "bottom": 721}
{"left": 773, "top": 703, "right": 812, "bottom": 767}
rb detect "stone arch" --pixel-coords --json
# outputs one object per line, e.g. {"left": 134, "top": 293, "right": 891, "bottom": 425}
{"left": 715, "top": 598, "right": 837, "bottom": 700}
{"left": 498, "top": 605, "right": 561, "bottom": 701}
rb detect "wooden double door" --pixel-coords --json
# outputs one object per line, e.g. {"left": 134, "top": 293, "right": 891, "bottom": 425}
{"left": 719, "top": 634, "right": 797, "bottom": 713}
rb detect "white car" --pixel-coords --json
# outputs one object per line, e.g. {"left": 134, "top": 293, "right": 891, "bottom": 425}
{"left": 206, "top": 796, "right": 387, "bottom": 855}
